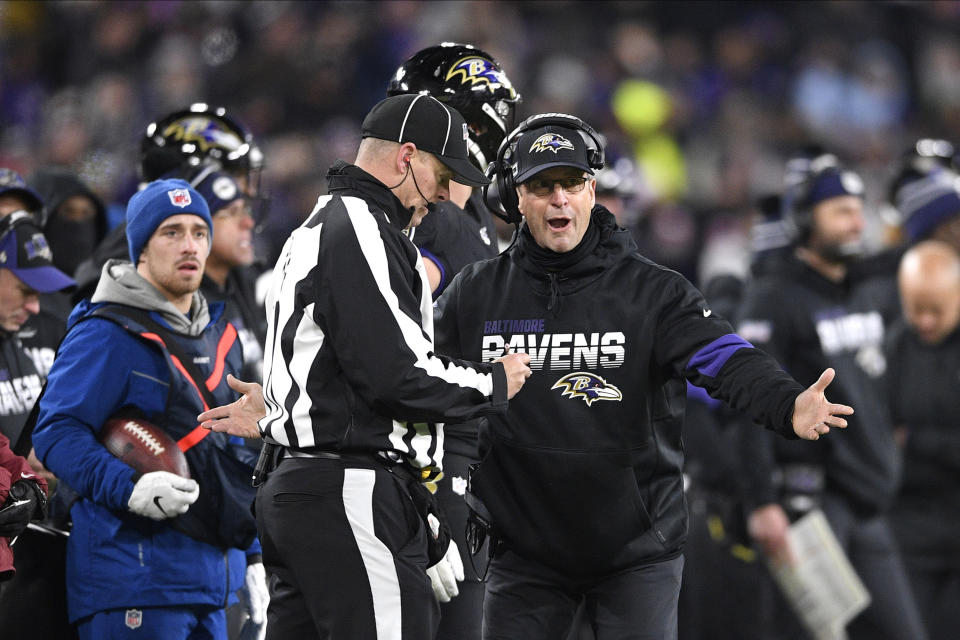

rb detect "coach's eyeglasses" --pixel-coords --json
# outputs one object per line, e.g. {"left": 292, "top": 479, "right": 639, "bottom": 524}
{"left": 523, "top": 176, "right": 590, "bottom": 197}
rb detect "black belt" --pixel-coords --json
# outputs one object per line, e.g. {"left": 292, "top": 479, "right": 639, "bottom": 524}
{"left": 282, "top": 449, "right": 343, "bottom": 460}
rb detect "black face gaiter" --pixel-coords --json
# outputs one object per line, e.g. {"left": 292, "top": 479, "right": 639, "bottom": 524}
{"left": 520, "top": 216, "right": 601, "bottom": 273}
{"left": 44, "top": 216, "right": 99, "bottom": 276}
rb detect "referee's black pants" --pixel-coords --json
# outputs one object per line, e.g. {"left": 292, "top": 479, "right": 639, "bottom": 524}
{"left": 256, "top": 456, "right": 438, "bottom": 640}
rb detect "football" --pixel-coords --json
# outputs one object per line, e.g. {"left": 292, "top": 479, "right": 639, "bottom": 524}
{"left": 98, "top": 417, "right": 192, "bottom": 479}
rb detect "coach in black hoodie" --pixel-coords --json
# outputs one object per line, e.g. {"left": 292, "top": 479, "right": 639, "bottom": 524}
{"left": 737, "top": 155, "right": 926, "bottom": 640}
{"left": 434, "top": 114, "right": 853, "bottom": 640}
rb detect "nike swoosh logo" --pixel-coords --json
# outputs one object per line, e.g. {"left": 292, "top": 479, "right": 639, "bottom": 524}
{"left": 20, "top": 472, "right": 35, "bottom": 479}
{"left": 703, "top": 309, "right": 712, "bottom": 317}
{"left": 153, "top": 496, "right": 168, "bottom": 516}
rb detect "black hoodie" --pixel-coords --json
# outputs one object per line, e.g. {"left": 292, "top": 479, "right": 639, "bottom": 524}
{"left": 737, "top": 254, "right": 900, "bottom": 517}
{"left": 28, "top": 168, "right": 108, "bottom": 277}
{"left": 435, "top": 205, "right": 804, "bottom": 578}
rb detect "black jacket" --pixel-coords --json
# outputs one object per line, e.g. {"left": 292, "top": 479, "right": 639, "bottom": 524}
{"left": 0, "top": 332, "right": 44, "bottom": 454}
{"left": 885, "top": 321, "right": 960, "bottom": 561}
{"left": 737, "top": 254, "right": 900, "bottom": 516}
{"left": 258, "top": 161, "right": 507, "bottom": 474}
{"left": 435, "top": 206, "right": 803, "bottom": 578}
{"left": 413, "top": 190, "right": 499, "bottom": 298}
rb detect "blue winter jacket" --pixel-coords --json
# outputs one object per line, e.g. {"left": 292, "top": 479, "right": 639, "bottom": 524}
{"left": 33, "top": 299, "right": 259, "bottom": 623}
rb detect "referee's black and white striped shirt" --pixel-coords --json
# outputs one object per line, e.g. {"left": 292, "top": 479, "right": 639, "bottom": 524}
{"left": 259, "top": 161, "right": 507, "bottom": 472}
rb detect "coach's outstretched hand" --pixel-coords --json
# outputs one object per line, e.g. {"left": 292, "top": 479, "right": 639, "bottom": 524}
{"left": 198, "top": 375, "right": 265, "bottom": 439}
{"left": 791, "top": 368, "right": 854, "bottom": 441}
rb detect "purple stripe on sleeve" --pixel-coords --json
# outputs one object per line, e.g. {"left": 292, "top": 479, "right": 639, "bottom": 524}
{"left": 418, "top": 247, "right": 446, "bottom": 297}
{"left": 686, "top": 381, "right": 721, "bottom": 409}
{"left": 687, "top": 334, "right": 753, "bottom": 378}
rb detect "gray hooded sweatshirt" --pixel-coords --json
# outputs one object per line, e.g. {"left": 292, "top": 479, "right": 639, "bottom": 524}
{"left": 91, "top": 259, "right": 210, "bottom": 336}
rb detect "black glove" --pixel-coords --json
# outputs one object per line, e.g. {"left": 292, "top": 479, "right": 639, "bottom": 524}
{"left": 0, "top": 479, "right": 47, "bottom": 538}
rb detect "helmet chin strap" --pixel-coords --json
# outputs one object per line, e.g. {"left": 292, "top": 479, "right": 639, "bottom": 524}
{"left": 466, "top": 138, "right": 487, "bottom": 172}
{"left": 481, "top": 102, "right": 506, "bottom": 134}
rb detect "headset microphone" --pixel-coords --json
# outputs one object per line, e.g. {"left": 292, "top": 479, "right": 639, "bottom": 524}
{"left": 408, "top": 161, "right": 437, "bottom": 213}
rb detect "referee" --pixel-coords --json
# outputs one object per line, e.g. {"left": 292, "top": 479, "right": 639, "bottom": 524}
{"left": 254, "top": 94, "right": 531, "bottom": 640}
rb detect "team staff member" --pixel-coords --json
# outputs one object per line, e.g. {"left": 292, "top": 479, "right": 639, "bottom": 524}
{"left": 433, "top": 113, "right": 853, "bottom": 640}
{"left": 32, "top": 179, "right": 266, "bottom": 640}
{"left": 0, "top": 200, "right": 61, "bottom": 620}
{"left": 0, "top": 203, "right": 76, "bottom": 639}
{"left": 738, "top": 155, "right": 927, "bottom": 639}
{"left": 0, "top": 203, "right": 76, "bottom": 447}
{"left": 885, "top": 241, "right": 960, "bottom": 640}
{"left": 253, "top": 94, "right": 531, "bottom": 640}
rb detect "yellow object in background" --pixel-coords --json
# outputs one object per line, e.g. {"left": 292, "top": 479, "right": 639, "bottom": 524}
{"left": 612, "top": 79, "right": 688, "bottom": 202}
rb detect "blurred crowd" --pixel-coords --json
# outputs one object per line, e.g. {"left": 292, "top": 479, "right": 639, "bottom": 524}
{"left": 1, "top": 0, "right": 959, "bottom": 278}
{"left": 3, "top": 2, "right": 960, "bottom": 639}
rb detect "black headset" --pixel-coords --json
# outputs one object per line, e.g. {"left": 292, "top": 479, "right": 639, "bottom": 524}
{"left": 484, "top": 113, "right": 605, "bottom": 225}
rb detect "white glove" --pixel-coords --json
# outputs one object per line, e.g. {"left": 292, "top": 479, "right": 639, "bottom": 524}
{"left": 426, "top": 539, "right": 464, "bottom": 603}
{"left": 127, "top": 471, "right": 199, "bottom": 520}
{"left": 240, "top": 562, "right": 270, "bottom": 637}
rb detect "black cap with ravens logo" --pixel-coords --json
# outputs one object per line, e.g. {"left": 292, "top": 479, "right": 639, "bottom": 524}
{"left": 361, "top": 94, "right": 490, "bottom": 188}
{"left": 0, "top": 211, "right": 75, "bottom": 292}
{"left": 512, "top": 125, "right": 595, "bottom": 184}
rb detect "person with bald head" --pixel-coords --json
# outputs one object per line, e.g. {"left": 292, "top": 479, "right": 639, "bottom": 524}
{"left": 897, "top": 241, "right": 960, "bottom": 346}
{"left": 884, "top": 240, "right": 960, "bottom": 639}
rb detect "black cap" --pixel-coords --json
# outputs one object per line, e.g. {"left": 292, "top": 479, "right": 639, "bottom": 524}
{"left": 361, "top": 94, "right": 489, "bottom": 188}
{"left": 512, "top": 125, "right": 594, "bottom": 184}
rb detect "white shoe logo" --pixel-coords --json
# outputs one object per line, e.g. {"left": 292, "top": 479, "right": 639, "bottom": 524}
{"left": 703, "top": 308, "right": 712, "bottom": 317}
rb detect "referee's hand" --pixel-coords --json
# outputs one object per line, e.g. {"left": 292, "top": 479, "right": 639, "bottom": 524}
{"left": 198, "top": 375, "right": 266, "bottom": 439}
{"left": 495, "top": 348, "right": 532, "bottom": 399}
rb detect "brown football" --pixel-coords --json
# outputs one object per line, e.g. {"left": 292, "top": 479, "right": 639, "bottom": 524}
{"left": 98, "top": 417, "right": 192, "bottom": 479}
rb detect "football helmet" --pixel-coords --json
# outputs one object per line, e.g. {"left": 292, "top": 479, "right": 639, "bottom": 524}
{"left": 387, "top": 43, "right": 521, "bottom": 171}
{"left": 140, "top": 103, "right": 264, "bottom": 195}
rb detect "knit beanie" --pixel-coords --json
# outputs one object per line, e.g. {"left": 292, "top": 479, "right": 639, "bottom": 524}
{"left": 895, "top": 170, "right": 960, "bottom": 242}
{"left": 126, "top": 178, "right": 212, "bottom": 264}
